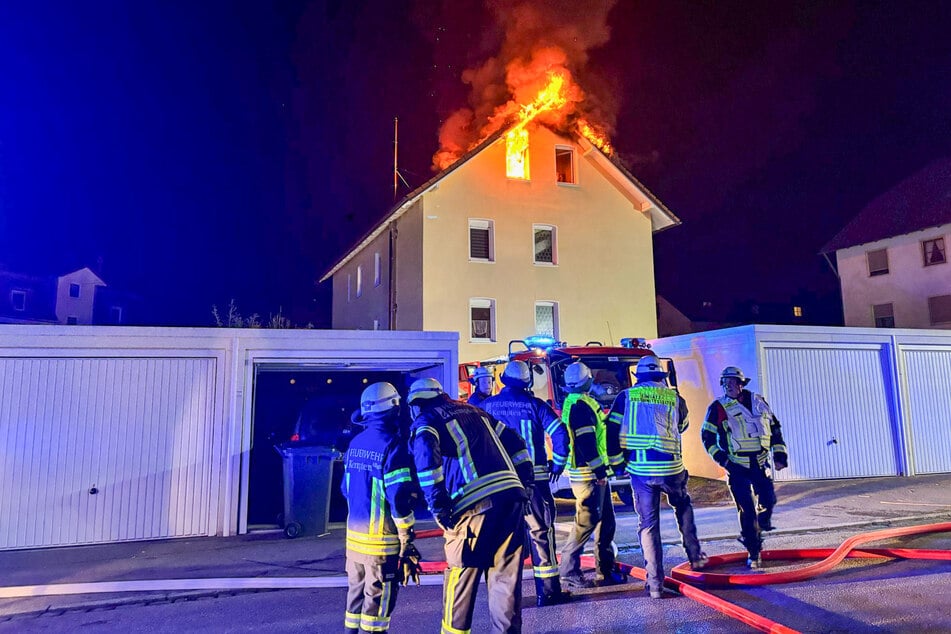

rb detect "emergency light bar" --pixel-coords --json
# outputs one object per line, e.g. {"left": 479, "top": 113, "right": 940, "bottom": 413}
{"left": 620, "top": 337, "right": 651, "bottom": 349}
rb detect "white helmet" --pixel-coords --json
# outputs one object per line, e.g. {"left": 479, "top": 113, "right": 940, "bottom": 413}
{"left": 563, "top": 361, "right": 593, "bottom": 391}
{"left": 469, "top": 366, "right": 492, "bottom": 384}
{"left": 720, "top": 366, "right": 750, "bottom": 386}
{"left": 408, "top": 377, "right": 444, "bottom": 404}
{"left": 635, "top": 355, "right": 667, "bottom": 379}
{"left": 360, "top": 382, "right": 401, "bottom": 415}
{"left": 501, "top": 360, "right": 531, "bottom": 388}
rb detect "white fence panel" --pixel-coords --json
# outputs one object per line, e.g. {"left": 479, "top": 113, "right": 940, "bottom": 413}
{"left": 0, "top": 357, "right": 218, "bottom": 549}
{"left": 902, "top": 347, "right": 951, "bottom": 474}
{"left": 764, "top": 345, "right": 900, "bottom": 480}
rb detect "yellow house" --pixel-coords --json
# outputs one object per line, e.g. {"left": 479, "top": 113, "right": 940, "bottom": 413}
{"left": 320, "top": 124, "right": 680, "bottom": 364}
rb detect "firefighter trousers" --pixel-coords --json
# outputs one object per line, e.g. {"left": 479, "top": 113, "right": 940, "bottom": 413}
{"left": 727, "top": 464, "right": 776, "bottom": 557}
{"left": 559, "top": 479, "right": 616, "bottom": 580}
{"left": 632, "top": 470, "right": 704, "bottom": 593}
{"left": 344, "top": 553, "right": 400, "bottom": 634}
{"left": 441, "top": 497, "right": 525, "bottom": 634}
{"left": 524, "top": 480, "right": 562, "bottom": 597}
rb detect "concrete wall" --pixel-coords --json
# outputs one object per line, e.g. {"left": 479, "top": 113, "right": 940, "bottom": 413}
{"left": 837, "top": 223, "right": 951, "bottom": 328}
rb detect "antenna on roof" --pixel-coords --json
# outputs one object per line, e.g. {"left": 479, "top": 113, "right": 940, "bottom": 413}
{"left": 393, "top": 117, "right": 410, "bottom": 201}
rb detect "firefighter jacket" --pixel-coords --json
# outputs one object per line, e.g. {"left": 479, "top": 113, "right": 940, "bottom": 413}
{"left": 411, "top": 394, "right": 533, "bottom": 525}
{"left": 702, "top": 389, "right": 788, "bottom": 469}
{"left": 607, "top": 380, "right": 689, "bottom": 477}
{"left": 481, "top": 385, "right": 570, "bottom": 482}
{"left": 467, "top": 391, "right": 489, "bottom": 408}
{"left": 561, "top": 392, "right": 617, "bottom": 483}
{"left": 342, "top": 414, "right": 418, "bottom": 560}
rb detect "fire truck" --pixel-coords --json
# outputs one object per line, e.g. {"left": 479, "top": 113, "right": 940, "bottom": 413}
{"left": 460, "top": 335, "right": 679, "bottom": 506}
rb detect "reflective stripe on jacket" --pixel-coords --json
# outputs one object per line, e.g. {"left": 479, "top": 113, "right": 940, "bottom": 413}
{"left": 608, "top": 381, "right": 687, "bottom": 477}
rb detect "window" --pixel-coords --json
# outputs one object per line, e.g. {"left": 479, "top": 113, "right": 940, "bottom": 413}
{"left": 922, "top": 238, "right": 946, "bottom": 266}
{"left": 867, "top": 249, "right": 889, "bottom": 276}
{"left": 505, "top": 129, "right": 530, "bottom": 180}
{"left": 533, "top": 225, "right": 557, "bottom": 265}
{"left": 555, "top": 146, "right": 575, "bottom": 183}
{"left": 929, "top": 294, "right": 951, "bottom": 325}
{"left": 792, "top": 306, "right": 803, "bottom": 318}
{"left": 374, "top": 252, "right": 382, "bottom": 286}
{"left": 469, "top": 219, "right": 495, "bottom": 261}
{"left": 356, "top": 265, "right": 363, "bottom": 298}
{"left": 110, "top": 306, "right": 123, "bottom": 324}
{"left": 535, "top": 301, "right": 559, "bottom": 338}
{"left": 69, "top": 283, "right": 80, "bottom": 298}
{"left": 66, "top": 316, "right": 78, "bottom": 325}
{"left": 469, "top": 298, "right": 496, "bottom": 341}
{"left": 11, "top": 290, "right": 26, "bottom": 311}
{"left": 872, "top": 303, "right": 894, "bottom": 328}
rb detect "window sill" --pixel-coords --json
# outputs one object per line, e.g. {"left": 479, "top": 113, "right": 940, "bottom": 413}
{"left": 468, "top": 339, "right": 496, "bottom": 344}
{"left": 556, "top": 181, "right": 579, "bottom": 188}
{"left": 533, "top": 262, "right": 558, "bottom": 267}
{"left": 468, "top": 258, "right": 496, "bottom": 264}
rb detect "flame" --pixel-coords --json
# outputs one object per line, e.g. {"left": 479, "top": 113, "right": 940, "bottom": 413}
{"left": 577, "top": 118, "right": 613, "bottom": 155}
{"left": 505, "top": 72, "right": 568, "bottom": 179}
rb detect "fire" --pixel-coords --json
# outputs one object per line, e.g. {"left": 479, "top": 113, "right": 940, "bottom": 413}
{"left": 436, "top": 65, "right": 615, "bottom": 173}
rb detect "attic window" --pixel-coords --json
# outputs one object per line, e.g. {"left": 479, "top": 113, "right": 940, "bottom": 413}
{"left": 69, "top": 283, "right": 81, "bottom": 298}
{"left": 555, "top": 146, "right": 575, "bottom": 184}
{"left": 867, "top": 249, "right": 889, "bottom": 276}
{"left": 505, "top": 129, "right": 530, "bottom": 180}
{"left": 922, "top": 238, "right": 946, "bottom": 266}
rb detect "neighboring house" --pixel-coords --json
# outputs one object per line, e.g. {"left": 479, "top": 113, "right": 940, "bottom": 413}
{"left": 822, "top": 159, "right": 951, "bottom": 329}
{"left": 0, "top": 266, "right": 132, "bottom": 325}
{"left": 320, "top": 123, "right": 680, "bottom": 363}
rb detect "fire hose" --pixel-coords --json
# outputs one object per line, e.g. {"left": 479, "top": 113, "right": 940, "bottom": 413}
{"left": 414, "top": 521, "right": 951, "bottom": 634}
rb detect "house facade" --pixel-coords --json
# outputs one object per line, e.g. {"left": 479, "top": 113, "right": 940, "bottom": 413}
{"left": 321, "top": 124, "right": 680, "bottom": 363}
{"left": 823, "top": 159, "right": 951, "bottom": 330}
{"left": 0, "top": 266, "right": 131, "bottom": 325}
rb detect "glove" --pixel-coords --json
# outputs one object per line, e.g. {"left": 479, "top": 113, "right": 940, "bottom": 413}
{"left": 398, "top": 542, "right": 422, "bottom": 587}
{"left": 613, "top": 465, "right": 627, "bottom": 478}
{"left": 435, "top": 511, "right": 456, "bottom": 531}
{"left": 549, "top": 461, "right": 564, "bottom": 484}
{"left": 773, "top": 452, "right": 788, "bottom": 471}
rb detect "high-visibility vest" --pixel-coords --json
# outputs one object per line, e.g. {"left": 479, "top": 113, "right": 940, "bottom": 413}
{"left": 620, "top": 385, "right": 685, "bottom": 476}
{"left": 717, "top": 393, "right": 773, "bottom": 455}
{"left": 562, "top": 392, "right": 607, "bottom": 482}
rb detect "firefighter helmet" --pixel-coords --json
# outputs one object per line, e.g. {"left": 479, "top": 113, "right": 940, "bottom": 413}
{"left": 635, "top": 355, "right": 667, "bottom": 379}
{"left": 407, "top": 377, "right": 444, "bottom": 404}
{"left": 720, "top": 366, "right": 750, "bottom": 386}
{"left": 360, "top": 382, "right": 401, "bottom": 416}
{"left": 469, "top": 366, "right": 492, "bottom": 384}
{"left": 500, "top": 360, "right": 532, "bottom": 389}
{"left": 563, "top": 361, "right": 593, "bottom": 391}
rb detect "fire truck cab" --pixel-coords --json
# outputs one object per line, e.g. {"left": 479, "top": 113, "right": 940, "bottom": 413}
{"left": 460, "top": 335, "right": 679, "bottom": 506}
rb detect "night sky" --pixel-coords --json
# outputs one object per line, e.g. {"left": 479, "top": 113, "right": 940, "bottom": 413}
{"left": 1, "top": 2, "right": 949, "bottom": 327}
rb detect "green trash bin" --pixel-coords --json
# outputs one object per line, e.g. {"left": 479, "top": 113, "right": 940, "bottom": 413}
{"left": 274, "top": 443, "right": 337, "bottom": 538}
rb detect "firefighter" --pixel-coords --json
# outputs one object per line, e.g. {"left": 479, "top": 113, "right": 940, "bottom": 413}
{"left": 481, "top": 360, "right": 572, "bottom": 607}
{"left": 343, "top": 382, "right": 421, "bottom": 634}
{"left": 557, "top": 361, "right": 624, "bottom": 589}
{"left": 407, "top": 377, "right": 534, "bottom": 634}
{"left": 467, "top": 366, "right": 495, "bottom": 407}
{"left": 607, "top": 355, "right": 708, "bottom": 599}
{"left": 702, "top": 366, "right": 789, "bottom": 568}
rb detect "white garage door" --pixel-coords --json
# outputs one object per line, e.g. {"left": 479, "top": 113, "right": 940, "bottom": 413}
{"left": 0, "top": 357, "right": 219, "bottom": 550}
{"left": 902, "top": 347, "right": 951, "bottom": 475}
{"left": 764, "top": 345, "right": 900, "bottom": 480}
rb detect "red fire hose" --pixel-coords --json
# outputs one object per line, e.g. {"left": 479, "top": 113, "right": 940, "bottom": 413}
{"left": 413, "top": 521, "right": 951, "bottom": 634}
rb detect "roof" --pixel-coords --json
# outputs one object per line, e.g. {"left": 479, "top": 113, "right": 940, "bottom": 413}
{"left": 822, "top": 158, "right": 951, "bottom": 253}
{"left": 319, "top": 124, "right": 681, "bottom": 282}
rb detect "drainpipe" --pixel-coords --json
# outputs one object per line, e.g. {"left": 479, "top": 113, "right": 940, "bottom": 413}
{"left": 388, "top": 223, "right": 398, "bottom": 330}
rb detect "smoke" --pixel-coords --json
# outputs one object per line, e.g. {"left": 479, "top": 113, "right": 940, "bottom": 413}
{"left": 432, "top": 0, "right": 619, "bottom": 170}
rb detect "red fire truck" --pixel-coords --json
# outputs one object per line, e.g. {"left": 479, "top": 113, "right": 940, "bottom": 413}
{"left": 460, "top": 335, "right": 679, "bottom": 506}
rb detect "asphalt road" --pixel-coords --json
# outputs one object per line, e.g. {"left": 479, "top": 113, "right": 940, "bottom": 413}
{"left": 4, "top": 527, "right": 949, "bottom": 633}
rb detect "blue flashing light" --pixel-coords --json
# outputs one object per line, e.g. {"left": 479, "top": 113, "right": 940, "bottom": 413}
{"left": 524, "top": 334, "right": 557, "bottom": 349}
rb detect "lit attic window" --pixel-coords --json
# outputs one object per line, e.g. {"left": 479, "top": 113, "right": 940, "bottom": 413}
{"left": 506, "top": 128, "right": 530, "bottom": 180}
